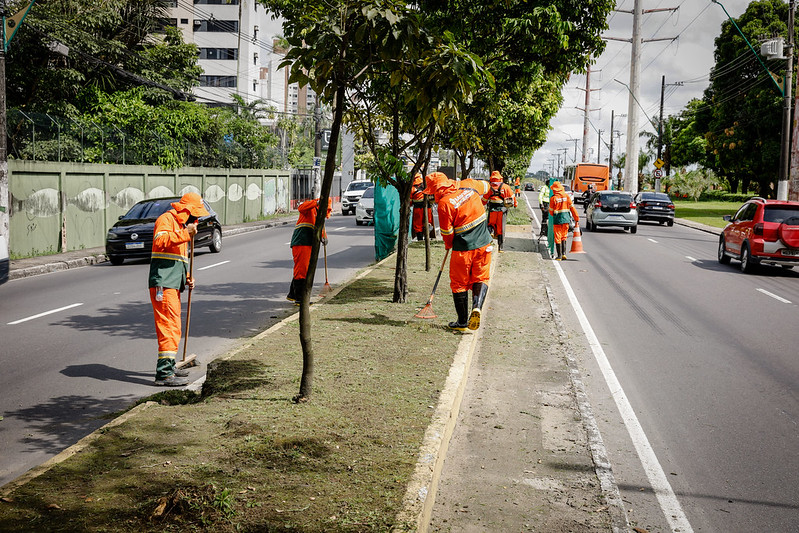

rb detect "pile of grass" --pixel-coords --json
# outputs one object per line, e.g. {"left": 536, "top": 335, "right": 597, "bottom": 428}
{"left": 0, "top": 243, "right": 462, "bottom": 532}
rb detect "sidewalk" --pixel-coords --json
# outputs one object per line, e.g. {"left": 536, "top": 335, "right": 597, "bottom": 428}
{"left": 2, "top": 219, "right": 621, "bottom": 532}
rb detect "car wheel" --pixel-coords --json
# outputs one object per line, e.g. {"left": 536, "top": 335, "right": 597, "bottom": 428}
{"left": 356, "top": 219, "right": 363, "bottom": 226}
{"left": 209, "top": 228, "right": 222, "bottom": 253}
{"left": 659, "top": 220, "right": 665, "bottom": 225}
{"left": 108, "top": 255, "right": 124, "bottom": 266}
{"left": 717, "top": 237, "right": 731, "bottom": 265}
{"left": 630, "top": 225, "right": 637, "bottom": 234}
{"left": 740, "top": 243, "right": 758, "bottom": 274}
{"left": 667, "top": 220, "right": 674, "bottom": 227}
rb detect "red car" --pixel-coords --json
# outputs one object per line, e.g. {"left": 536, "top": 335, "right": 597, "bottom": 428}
{"left": 718, "top": 197, "right": 799, "bottom": 273}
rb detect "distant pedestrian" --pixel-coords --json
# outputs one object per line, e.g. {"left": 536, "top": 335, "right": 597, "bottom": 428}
{"left": 411, "top": 173, "right": 435, "bottom": 241}
{"left": 483, "top": 170, "right": 515, "bottom": 252}
{"left": 149, "top": 192, "right": 209, "bottom": 387}
{"left": 513, "top": 176, "right": 521, "bottom": 199}
{"left": 548, "top": 181, "right": 579, "bottom": 261}
{"left": 422, "top": 172, "right": 492, "bottom": 331}
{"left": 287, "top": 197, "right": 332, "bottom": 303}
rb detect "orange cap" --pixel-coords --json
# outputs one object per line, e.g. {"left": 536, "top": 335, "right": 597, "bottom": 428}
{"left": 413, "top": 173, "right": 423, "bottom": 186}
{"left": 171, "top": 192, "right": 210, "bottom": 218}
{"left": 489, "top": 171, "right": 503, "bottom": 184}
{"left": 421, "top": 172, "right": 454, "bottom": 195}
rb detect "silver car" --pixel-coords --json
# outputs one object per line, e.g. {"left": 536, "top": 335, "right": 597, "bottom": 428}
{"left": 585, "top": 190, "right": 638, "bottom": 234}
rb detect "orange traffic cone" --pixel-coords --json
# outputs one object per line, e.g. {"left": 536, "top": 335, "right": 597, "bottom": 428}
{"left": 569, "top": 225, "right": 586, "bottom": 254}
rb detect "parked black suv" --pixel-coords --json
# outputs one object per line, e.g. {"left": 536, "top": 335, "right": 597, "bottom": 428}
{"left": 634, "top": 191, "right": 675, "bottom": 226}
{"left": 105, "top": 197, "right": 222, "bottom": 265}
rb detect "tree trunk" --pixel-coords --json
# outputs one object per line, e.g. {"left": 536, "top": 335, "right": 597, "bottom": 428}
{"left": 296, "top": 84, "right": 345, "bottom": 402}
{"left": 393, "top": 181, "right": 412, "bottom": 303}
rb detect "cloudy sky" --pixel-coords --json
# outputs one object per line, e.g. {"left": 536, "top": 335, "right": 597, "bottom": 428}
{"left": 528, "top": 0, "right": 757, "bottom": 175}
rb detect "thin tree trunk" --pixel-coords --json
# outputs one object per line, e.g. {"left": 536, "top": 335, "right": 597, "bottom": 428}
{"left": 296, "top": 84, "right": 345, "bottom": 402}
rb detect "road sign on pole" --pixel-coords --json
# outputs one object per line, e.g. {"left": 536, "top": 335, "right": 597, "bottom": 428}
{"left": 653, "top": 168, "right": 663, "bottom": 178}
{"left": 654, "top": 158, "right": 665, "bottom": 169}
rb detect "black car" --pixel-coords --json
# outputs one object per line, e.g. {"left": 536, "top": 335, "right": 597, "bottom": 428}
{"left": 634, "top": 191, "right": 675, "bottom": 226}
{"left": 524, "top": 183, "right": 534, "bottom": 191}
{"left": 105, "top": 197, "right": 222, "bottom": 265}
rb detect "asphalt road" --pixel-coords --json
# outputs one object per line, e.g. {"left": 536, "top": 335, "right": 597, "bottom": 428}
{"left": 544, "top": 201, "right": 799, "bottom": 532}
{"left": 0, "top": 214, "right": 376, "bottom": 487}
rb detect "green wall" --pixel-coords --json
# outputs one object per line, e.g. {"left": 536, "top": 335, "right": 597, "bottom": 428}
{"left": 8, "top": 161, "right": 290, "bottom": 258}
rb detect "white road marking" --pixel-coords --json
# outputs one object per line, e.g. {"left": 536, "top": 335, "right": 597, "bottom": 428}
{"left": 330, "top": 226, "right": 345, "bottom": 231}
{"left": 284, "top": 242, "right": 291, "bottom": 246}
{"left": 648, "top": 238, "right": 659, "bottom": 244}
{"left": 197, "top": 260, "right": 230, "bottom": 271}
{"left": 553, "top": 262, "right": 694, "bottom": 533}
{"left": 756, "top": 288, "right": 792, "bottom": 304}
{"left": 8, "top": 303, "right": 84, "bottom": 325}
{"left": 685, "top": 256, "right": 698, "bottom": 262}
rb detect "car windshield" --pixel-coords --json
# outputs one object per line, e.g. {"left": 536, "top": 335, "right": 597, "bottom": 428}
{"left": 600, "top": 193, "right": 631, "bottom": 203}
{"left": 764, "top": 206, "right": 799, "bottom": 223}
{"left": 361, "top": 187, "right": 375, "bottom": 199}
{"left": 347, "top": 181, "right": 372, "bottom": 192}
{"left": 121, "top": 199, "right": 176, "bottom": 220}
{"left": 641, "top": 192, "right": 670, "bottom": 201}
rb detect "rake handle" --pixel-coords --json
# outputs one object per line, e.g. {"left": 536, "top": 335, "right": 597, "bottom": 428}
{"left": 182, "top": 236, "right": 194, "bottom": 363}
{"left": 425, "top": 248, "right": 450, "bottom": 305}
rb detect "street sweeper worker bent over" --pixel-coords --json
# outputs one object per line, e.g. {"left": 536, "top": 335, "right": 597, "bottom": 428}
{"left": 548, "top": 181, "right": 579, "bottom": 261}
{"left": 422, "top": 172, "right": 492, "bottom": 331}
{"left": 149, "top": 192, "right": 209, "bottom": 387}
{"left": 411, "top": 173, "right": 435, "bottom": 241}
{"left": 287, "top": 197, "right": 332, "bottom": 303}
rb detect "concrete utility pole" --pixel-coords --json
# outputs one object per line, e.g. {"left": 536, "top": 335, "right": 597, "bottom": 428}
{"left": 608, "top": 111, "right": 615, "bottom": 184}
{"left": 597, "top": 129, "right": 603, "bottom": 164}
{"left": 566, "top": 137, "right": 579, "bottom": 163}
{"left": 577, "top": 64, "right": 601, "bottom": 162}
{"left": 607, "top": 1, "right": 678, "bottom": 194}
{"left": 779, "top": 0, "right": 794, "bottom": 201}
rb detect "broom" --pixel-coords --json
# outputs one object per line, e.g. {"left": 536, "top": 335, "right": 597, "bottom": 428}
{"left": 319, "top": 239, "right": 333, "bottom": 296}
{"left": 176, "top": 236, "right": 198, "bottom": 369}
{"left": 414, "top": 249, "right": 450, "bottom": 319}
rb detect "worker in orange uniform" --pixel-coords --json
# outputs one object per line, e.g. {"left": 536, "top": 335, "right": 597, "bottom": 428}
{"left": 513, "top": 176, "right": 521, "bottom": 199}
{"left": 148, "top": 192, "right": 210, "bottom": 387}
{"left": 411, "top": 173, "right": 435, "bottom": 240}
{"left": 422, "top": 172, "right": 492, "bottom": 331}
{"left": 287, "top": 197, "right": 332, "bottom": 303}
{"left": 548, "top": 181, "right": 579, "bottom": 261}
{"left": 483, "top": 171, "right": 515, "bottom": 252}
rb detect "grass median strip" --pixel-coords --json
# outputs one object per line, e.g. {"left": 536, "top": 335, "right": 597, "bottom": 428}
{"left": 0, "top": 242, "right": 463, "bottom": 532}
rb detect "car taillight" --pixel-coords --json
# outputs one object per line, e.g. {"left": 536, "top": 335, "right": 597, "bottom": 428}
{"left": 667, "top": 204, "right": 674, "bottom": 209}
{"left": 754, "top": 223, "right": 764, "bottom": 236}
{"left": 630, "top": 202, "right": 636, "bottom": 209}
{"left": 595, "top": 201, "right": 602, "bottom": 208}
{"left": 639, "top": 201, "right": 647, "bottom": 207}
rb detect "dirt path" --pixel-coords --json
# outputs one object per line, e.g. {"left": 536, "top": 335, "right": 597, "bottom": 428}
{"left": 428, "top": 227, "right": 612, "bottom": 532}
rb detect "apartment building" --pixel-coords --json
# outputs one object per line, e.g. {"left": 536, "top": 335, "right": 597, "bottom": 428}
{"left": 166, "top": 0, "right": 314, "bottom": 118}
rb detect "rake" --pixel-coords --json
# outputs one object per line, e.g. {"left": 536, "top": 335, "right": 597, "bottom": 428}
{"left": 414, "top": 249, "right": 450, "bottom": 319}
{"left": 319, "top": 239, "right": 333, "bottom": 297}
{"left": 176, "top": 237, "right": 198, "bottom": 369}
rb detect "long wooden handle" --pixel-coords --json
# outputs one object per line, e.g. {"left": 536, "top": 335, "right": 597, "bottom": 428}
{"left": 182, "top": 237, "right": 194, "bottom": 362}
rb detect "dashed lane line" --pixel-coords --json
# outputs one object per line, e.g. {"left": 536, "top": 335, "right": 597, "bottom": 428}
{"left": 197, "top": 260, "right": 230, "bottom": 271}
{"left": 756, "top": 288, "right": 792, "bottom": 304}
{"left": 7, "top": 302, "right": 84, "bottom": 325}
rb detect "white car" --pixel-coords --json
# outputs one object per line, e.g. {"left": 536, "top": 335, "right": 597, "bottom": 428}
{"left": 341, "top": 180, "right": 373, "bottom": 215}
{"left": 355, "top": 186, "right": 375, "bottom": 226}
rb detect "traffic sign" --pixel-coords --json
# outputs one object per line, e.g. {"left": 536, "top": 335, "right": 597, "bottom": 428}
{"left": 654, "top": 158, "right": 665, "bottom": 169}
{"left": 653, "top": 169, "right": 663, "bottom": 179}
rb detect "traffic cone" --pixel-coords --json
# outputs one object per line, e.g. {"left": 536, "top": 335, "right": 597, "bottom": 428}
{"left": 569, "top": 225, "right": 586, "bottom": 254}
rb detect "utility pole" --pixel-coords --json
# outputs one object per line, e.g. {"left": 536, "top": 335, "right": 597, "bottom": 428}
{"left": 779, "top": 0, "right": 795, "bottom": 201}
{"left": 607, "top": 1, "right": 678, "bottom": 194}
{"left": 577, "top": 64, "right": 601, "bottom": 162}
{"left": 566, "top": 137, "right": 579, "bottom": 163}
{"left": 608, "top": 111, "right": 615, "bottom": 186}
{"left": 597, "top": 129, "right": 603, "bottom": 164}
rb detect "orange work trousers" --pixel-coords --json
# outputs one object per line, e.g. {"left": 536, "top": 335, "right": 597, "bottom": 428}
{"left": 150, "top": 287, "right": 182, "bottom": 379}
{"left": 292, "top": 245, "right": 311, "bottom": 279}
{"left": 553, "top": 223, "right": 570, "bottom": 244}
{"left": 449, "top": 244, "right": 492, "bottom": 293}
{"left": 487, "top": 210, "right": 505, "bottom": 236}
{"left": 412, "top": 206, "right": 434, "bottom": 234}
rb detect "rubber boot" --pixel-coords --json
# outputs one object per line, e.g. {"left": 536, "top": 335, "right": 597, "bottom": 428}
{"left": 497, "top": 233, "right": 504, "bottom": 252}
{"left": 556, "top": 242, "right": 563, "bottom": 261}
{"left": 415, "top": 232, "right": 423, "bottom": 241}
{"left": 429, "top": 225, "right": 436, "bottom": 240}
{"left": 286, "top": 278, "right": 298, "bottom": 302}
{"left": 448, "top": 292, "right": 470, "bottom": 331}
{"left": 468, "top": 283, "right": 488, "bottom": 330}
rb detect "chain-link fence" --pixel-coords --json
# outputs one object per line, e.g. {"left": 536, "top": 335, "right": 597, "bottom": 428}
{"left": 6, "top": 109, "right": 302, "bottom": 169}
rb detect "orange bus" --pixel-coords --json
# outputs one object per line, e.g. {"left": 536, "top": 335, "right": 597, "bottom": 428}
{"left": 564, "top": 163, "right": 610, "bottom": 204}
